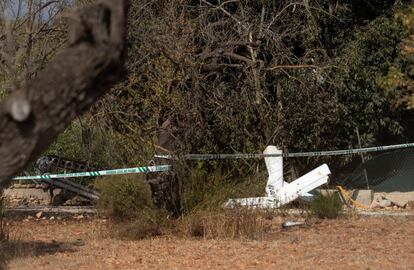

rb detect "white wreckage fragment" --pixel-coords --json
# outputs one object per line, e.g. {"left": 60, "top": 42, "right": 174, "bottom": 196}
{"left": 225, "top": 146, "right": 331, "bottom": 208}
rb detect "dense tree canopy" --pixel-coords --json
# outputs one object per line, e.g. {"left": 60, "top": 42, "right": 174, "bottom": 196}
{"left": 1, "top": 0, "right": 414, "bottom": 182}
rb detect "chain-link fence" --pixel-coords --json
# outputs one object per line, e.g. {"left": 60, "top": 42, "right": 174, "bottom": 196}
{"left": 341, "top": 149, "right": 414, "bottom": 192}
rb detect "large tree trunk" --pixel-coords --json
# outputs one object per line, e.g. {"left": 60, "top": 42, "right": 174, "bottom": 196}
{"left": 0, "top": 0, "right": 129, "bottom": 189}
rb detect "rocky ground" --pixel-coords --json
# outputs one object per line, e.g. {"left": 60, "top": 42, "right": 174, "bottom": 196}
{"left": 4, "top": 215, "right": 414, "bottom": 270}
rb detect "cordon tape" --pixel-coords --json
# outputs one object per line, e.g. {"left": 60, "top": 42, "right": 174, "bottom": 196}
{"left": 154, "top": 143, "right": 414, "bottom": 160}
{"left": 12, "top": 143, "right": 414, "bottom": 180}
{"left": 13, "top": 165, "right": 171, "bottom": 181}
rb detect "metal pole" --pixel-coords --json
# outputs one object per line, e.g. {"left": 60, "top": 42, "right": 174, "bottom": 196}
{"left": 356, "top": 127, "right": 370, "bottom": 190}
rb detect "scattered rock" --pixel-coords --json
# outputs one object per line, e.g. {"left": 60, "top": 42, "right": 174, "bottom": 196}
{"left": 50, "top": 216, "right": 55, "bottom": 220}
{"left": 74, "top": 214, "right": 84, "bottom": 220}
{"left": 370, "top": 201, "right": 380, "bottom": 209}
{"left": 379, "top": 199, "right": 392, "bottom": 208}
{"left": 36, "top": 211, "right": 43, "bottom": 219}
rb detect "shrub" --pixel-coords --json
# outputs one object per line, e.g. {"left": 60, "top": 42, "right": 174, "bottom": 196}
{"left": 178, "top": 165, "right": 267, "bottom": 213}
{"left": 94, "top": 175, "right": 154, "bottom": 221}
{"left": 310, "top": 191, "right": 343, "bottom": 219}
{"left": 94, "top": 175, "right": 171, "bottom": 239}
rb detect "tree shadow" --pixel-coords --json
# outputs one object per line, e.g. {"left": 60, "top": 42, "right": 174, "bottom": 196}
{"left": 4, "top": 238, "right": 84, "bottom": 260}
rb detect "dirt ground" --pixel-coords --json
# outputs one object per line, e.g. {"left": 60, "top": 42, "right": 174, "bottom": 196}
{"left": 5, "top": 215, "right": 414, "bottom": 270}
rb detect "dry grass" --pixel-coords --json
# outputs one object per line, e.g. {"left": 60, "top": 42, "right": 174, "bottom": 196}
{"left": 108, "top": 209, "right": 170, "bottom": 240}
{"left": 103, "top": 208, "right": 276, "bottom": 241}
{"left": 177, "top": 208, "right": 273, "bottom": 240}
{"left": 6, "top": 215, "right": 414, "bottom": 270}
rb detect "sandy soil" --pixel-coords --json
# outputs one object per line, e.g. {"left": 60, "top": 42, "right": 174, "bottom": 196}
{"left": 5, "top": 216, "right": 414, "bottom": 270}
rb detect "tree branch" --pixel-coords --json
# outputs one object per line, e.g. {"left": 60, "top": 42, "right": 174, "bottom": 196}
{"left": 0, "top": 0, "right": 130, "bottom": 189}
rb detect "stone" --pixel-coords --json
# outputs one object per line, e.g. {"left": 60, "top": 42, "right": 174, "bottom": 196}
{"left": 379, "top": 199, "right": 392, "bottom": 208}
{"left": 36, "top": 211, "right": 43, "bottom": 219}
{"left": 373, "top": 192, "right": 414, "bottom": 209}
{"left": 370, "top": 201, "right": 380, "bottom": 209}
{"left": 352, "top": 189, "right": 373, "bottom": 206}
{"left": 74, "top": 214, "right": 84, "bottom": 220}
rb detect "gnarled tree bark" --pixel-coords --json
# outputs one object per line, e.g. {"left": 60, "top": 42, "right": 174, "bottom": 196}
{"left": 0, "top": 0, "right": 129, "bottom": 189}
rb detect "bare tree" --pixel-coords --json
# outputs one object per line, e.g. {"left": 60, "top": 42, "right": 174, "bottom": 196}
{"left": 1, "top": 0, "right": 73, "bottom": 97}
{"left": 0, "top": 0, "right": 129, "bottom": 189}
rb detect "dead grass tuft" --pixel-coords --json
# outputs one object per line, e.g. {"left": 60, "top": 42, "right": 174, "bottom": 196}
{"left": 177, "top": 208, "right": 273, "bottom": 240}
{"left": 109, "top": 209, "right": 172, "bottom": 240}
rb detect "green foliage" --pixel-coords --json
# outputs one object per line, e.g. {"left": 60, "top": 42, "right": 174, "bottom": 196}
{"left": 178, "top": 164, "right": 267, "bottom": 213}
{"left": 89, "top": 0, "right": 413, "bottom": 182}
{"left": 4, "top": 0, "right": 413, "bottom": 221}
{"left": 310, "top": 191, "right": 343, "bottom": 219}
{"left": 378, "top": 4, "right": 414, "bottom": 109}
{"left": 0, "top": 89, "right": 6, "bottom": 101}
{"left": 94, "top": 175, "right": 154, "bottom": 221}
{"left": 94, "top": 175, "right": 171, "bottom": 239}
{"left": 46, "top": 117, "right": 153, "bottom": 168}
{"left": 325, "top": 13, "right": 410, "bottom": 158}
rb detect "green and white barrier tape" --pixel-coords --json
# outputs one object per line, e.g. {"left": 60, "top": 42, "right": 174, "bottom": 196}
{"left": 13, "top": 165, "right": 171, "bottom": 181}
{"left": 154, "top": 143, "right": 414, "bottom": 160}
{"left": 13, "top": 143, "right": 414, "bottom": 180}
